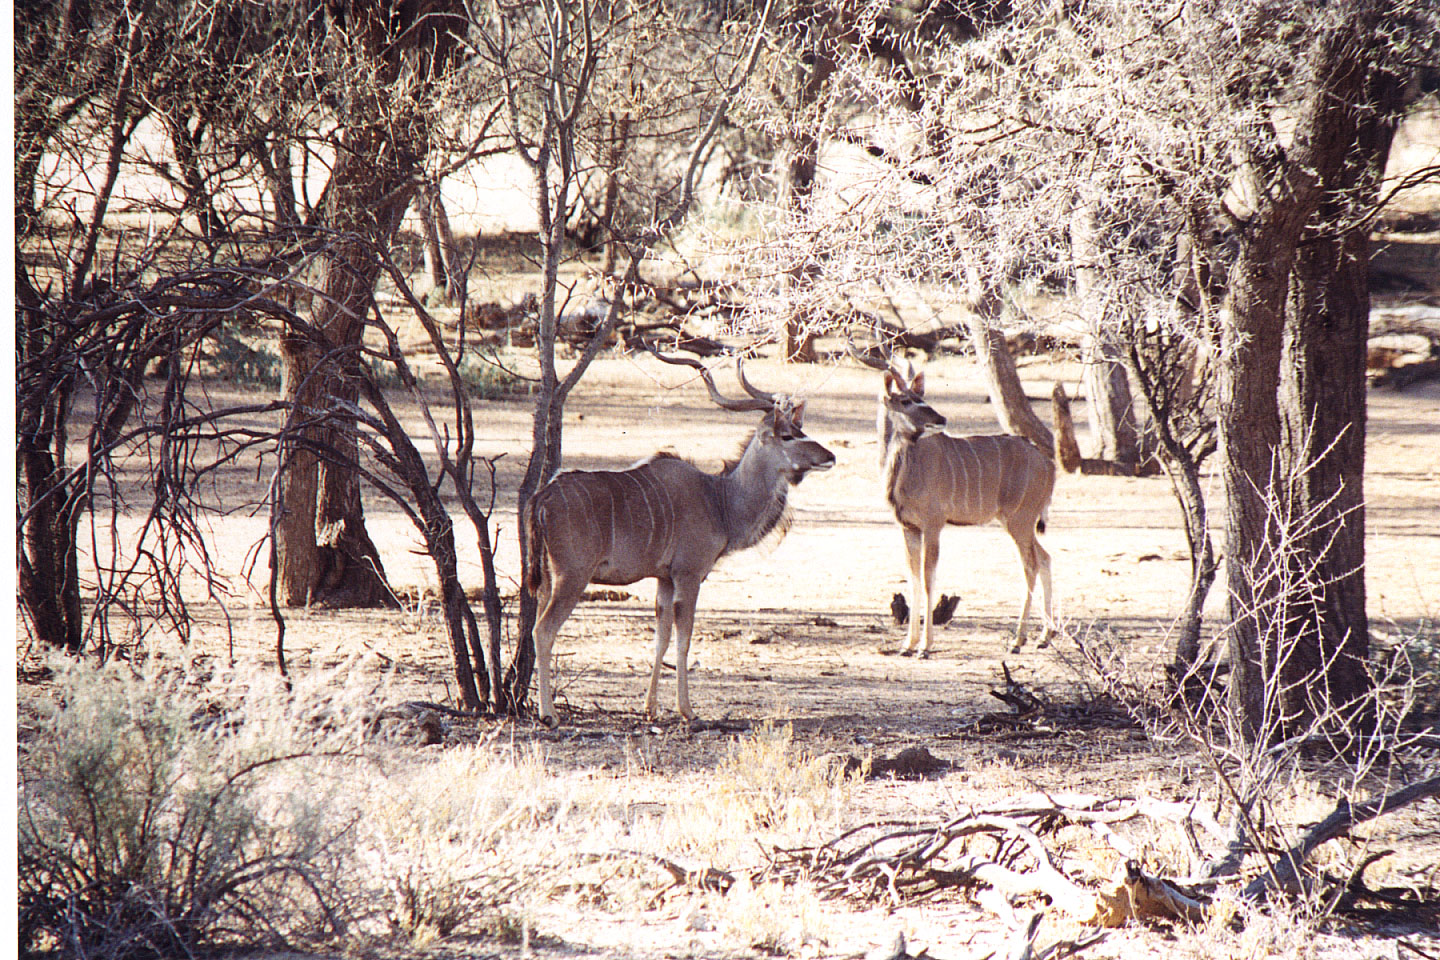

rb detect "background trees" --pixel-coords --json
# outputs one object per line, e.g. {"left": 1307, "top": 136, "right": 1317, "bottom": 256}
{"left": 720, "top": 0, "right": 1437, "bottom": 744}
{"left": 17, "top": 0, "right": 1438, "bottom": 746}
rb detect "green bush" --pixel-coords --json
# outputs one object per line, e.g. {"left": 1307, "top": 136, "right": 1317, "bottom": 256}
{"left": 19, "top": 660, "right": 359, "bottom": 959}
{"left": 363, "top": 355, "right": 409, "bottom": 391}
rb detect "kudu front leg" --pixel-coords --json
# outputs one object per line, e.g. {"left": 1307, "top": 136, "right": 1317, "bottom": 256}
{"left": 917, "top": 529, "right": 940, "bottom": 657}
{"left": 670, "top": 578, "right": 703, "bottom": 721}
{"left": 901, "top": 526, "right": 924, "bottom": 655}
{"left": 644, "top": 577, "right": 677, "bottom": 719}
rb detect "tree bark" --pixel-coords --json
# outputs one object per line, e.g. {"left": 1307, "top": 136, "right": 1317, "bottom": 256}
{"left": 17, "top": 345, "right": 83, "bottom": 653}
{"left": 1222, "top": 3, "right": 1394, "bottom": 742}
{"left": 1273, "top": 59, "right": 1401, "bottom": 734}
{"left": 1220, "top": 195, "right": 1309, "bottom": 742}
{"left": 964, "top": 283, "right": 1055, "bottom": 454}
{"left": 510, "top": 138, "right": 573, "bottom": 708}
{"left": 277, "top": 206, "right": 409, "bottom": 607}
{"left": 417, "top": 178, "right": 461, "bottom": 301}
{"left": 1071, "top": 201, "right": 1147, "bottom": 470}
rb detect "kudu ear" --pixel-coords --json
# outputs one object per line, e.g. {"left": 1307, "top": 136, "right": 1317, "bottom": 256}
{"left": 884, "top": 370, "right": 900, "bottom": 394}
{"left": 910, "top": 371, "right": 926, "bottom": 395}
{"left": 789, "top": 400, "right": 806, "bottom": 427}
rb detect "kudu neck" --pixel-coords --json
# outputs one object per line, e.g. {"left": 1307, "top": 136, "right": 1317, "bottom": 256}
{"left": 716, "top": 430, "right": 791, "bottom": 555}
{"left": 877, "top": 392, "right": 893, "bottom": 467}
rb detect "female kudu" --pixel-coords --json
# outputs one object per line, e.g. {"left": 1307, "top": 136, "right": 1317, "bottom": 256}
{"left": 874, "top": 362, "right": 1057, "bottom": 656}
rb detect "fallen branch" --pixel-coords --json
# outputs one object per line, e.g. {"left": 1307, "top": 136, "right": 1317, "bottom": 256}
{"left": 1242, "top": 775, "right": 1440, "bottom": 902}
{"left": 653, "top": 855, "right": 735, "bottom": 894}
{"left": 757, "top": 793, "right": 1259, "bottom": 928}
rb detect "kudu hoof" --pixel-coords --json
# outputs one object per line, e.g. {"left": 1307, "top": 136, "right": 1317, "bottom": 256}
{"left": 540, "top": 714, "right": 560, "bottom": 730}
{"left": 917, "top": 650, "right": 931, "bottom": 660}
{"left": 899, "top": 648, "right": 917, "bottom": 658}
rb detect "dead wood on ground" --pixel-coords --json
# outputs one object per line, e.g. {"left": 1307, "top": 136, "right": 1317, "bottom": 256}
{"left": 948, "top": 665, "right": 1137, "bottom": 737}
{"left": 1241, "top": 774, "right": 1440, "bottom": 902}
{"left": 643, "top": 777, "right": 1440, "bottom": 932}
{"left": 753, "top": 796, "right": 1222, "bottom": 926}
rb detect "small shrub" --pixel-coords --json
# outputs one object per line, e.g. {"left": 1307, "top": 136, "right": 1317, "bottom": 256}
{"left": 208, "top": 328, "right": 281, "bottom": 388}
{"left": 354, "top": 744, "right": 570, "bottom": 944}
{"left": 19, "top": 659, "right": 362, "bottom": 959}
{"left": 713, "top": 875, "right": 827, "bottom": 957}
{"left": 669, "top": 725, "right": 857, "bottom": 864}
{"left": 457, "top": 351, "right": 528, "bottom": 400}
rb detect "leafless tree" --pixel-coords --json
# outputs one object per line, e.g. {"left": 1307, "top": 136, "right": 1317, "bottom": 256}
{"left": 459, "top": 0, "right": 775, "bottom": 709}
{"left": 14, "top": 0, "right": 302, "bottom": 655}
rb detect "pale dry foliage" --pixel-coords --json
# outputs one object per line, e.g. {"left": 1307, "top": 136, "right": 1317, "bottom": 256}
{"left": 696, "top": 0, "right": 1439, "bottom": 351}
{"left": 20, "top": 623, "right": 1440, "bottom": 960}
{"left": 18, "top": 659, "right": 868, "bottom": 956}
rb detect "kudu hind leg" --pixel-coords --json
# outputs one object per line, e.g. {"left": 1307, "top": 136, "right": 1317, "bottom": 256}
{"left": 1005, "top": 521, "right": 1050, "bottom": 653}
{"left": 644, "top": 578, "right": 677, "bottom": 719}
{"left": 1034, "top": 538, "right": 1054, "bottom": 642}
{"left": 665, "top": 576, "right": 704, "bottom": 721}
{"left": 533, "top": 574, "right": 586, "bottom": 726}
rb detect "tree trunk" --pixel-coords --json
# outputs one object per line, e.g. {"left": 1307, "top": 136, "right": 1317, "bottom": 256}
{"left": 417, "top": 178, "right": 461, "bottom": 301}
{"left": 1220, "top": 206, "right": 1306, "bottom": 743}
{"left": 1082, "top": 346, "right": 1143, "bottom": 463}
{"left": 275, "top": 148, "right": 414, "bottom": 608}
{"left": 1222, "top": 3, "right": 1392, "bottom": 743}
{"left": 964, "top": 282, "right": 1055, "bottom": 453}
{"left": 1276, "top": 228, "right": 1373, "bottom": 731}
{"left": 18, "top": 366, "right": 83, "bottom": 653}
{"left": 1273, "top": 60, "right": 1401, "bottom": 734}
{"left": 263, "top": 134, "right": 298, "bottom": 228}
{"left": 510, "top": 148, "right": 572, "bottom": 709}
{"left": 782, "top": 121, "right": 821, "bottom": 363}
{"left": 1071, "top": 201, "right": 1147, "bottom": 470}
{"left": 781, "top": 2, "right": 835, "bottom": 364}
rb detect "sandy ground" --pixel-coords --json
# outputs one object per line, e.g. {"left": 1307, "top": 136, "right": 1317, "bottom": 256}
{"left": 21, "top": 336, "right": 1440, "bottom": 960}
{"left": 149, "top": 344, "right": 1439, "bottom": 768}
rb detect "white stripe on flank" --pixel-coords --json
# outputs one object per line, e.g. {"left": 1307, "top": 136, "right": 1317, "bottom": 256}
{"left": 962, "top": 441, "right": 980, "bottom": 521}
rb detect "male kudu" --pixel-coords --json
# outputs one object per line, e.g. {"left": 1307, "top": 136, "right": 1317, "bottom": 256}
{"left": 523, "top": 349, "right": 835, "bottom": 726}
{"left": 869, "top": 359, "right": 1057, "bottom": 656}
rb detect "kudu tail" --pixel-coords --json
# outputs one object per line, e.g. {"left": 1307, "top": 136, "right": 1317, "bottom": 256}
{"left": 522, "top": 494, "right": 545, "bottom": 594}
